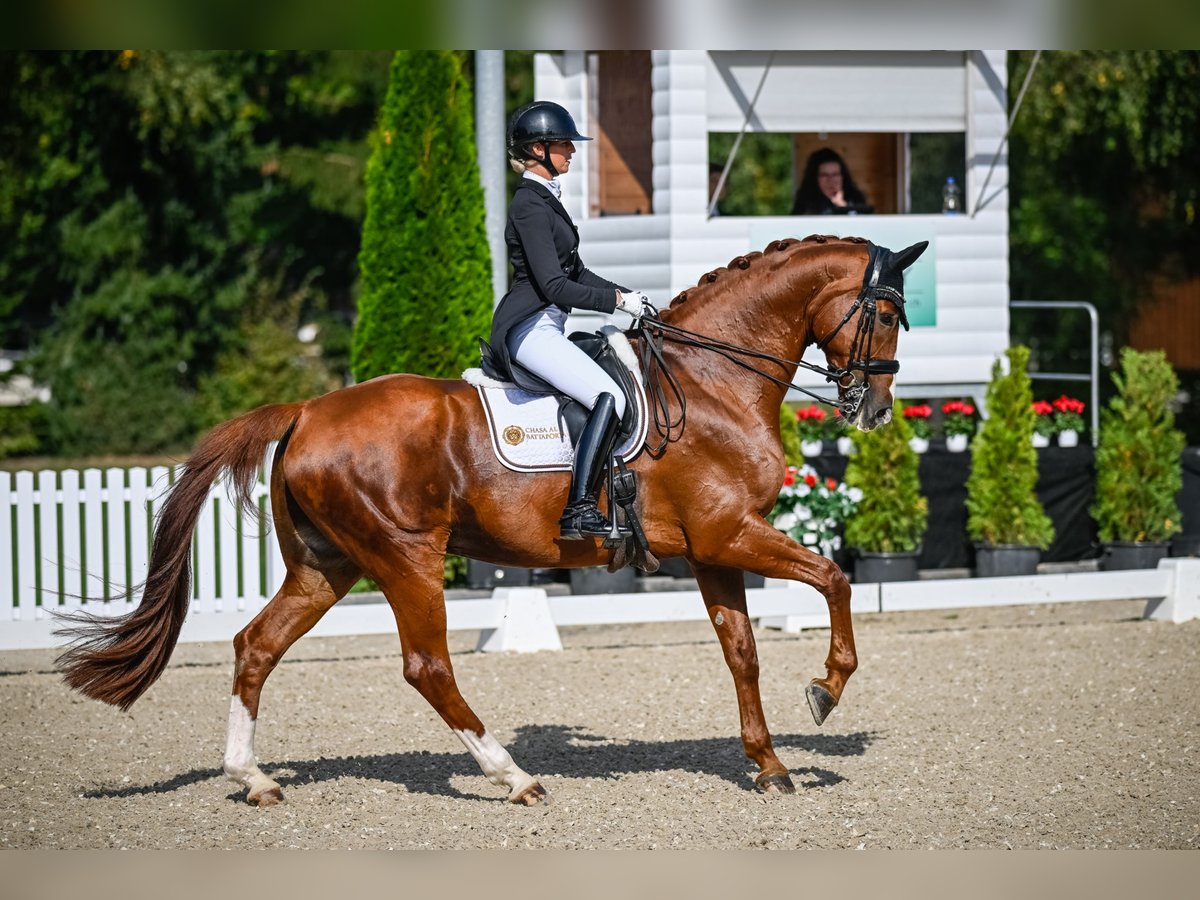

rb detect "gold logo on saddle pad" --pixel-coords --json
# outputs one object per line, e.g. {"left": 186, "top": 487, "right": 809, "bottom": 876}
{"left": 502, "top": 425, "right": 525, "bottom": 446}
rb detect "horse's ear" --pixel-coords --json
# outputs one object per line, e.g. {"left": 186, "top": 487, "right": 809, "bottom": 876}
{"left": 893, "top": 241, "right": 929, "bottom": 271}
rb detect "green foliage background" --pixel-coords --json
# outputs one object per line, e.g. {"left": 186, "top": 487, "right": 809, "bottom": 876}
{"left": 1008, "top": 51, "right": 1200, "bottom": 443}
{"left": 843, "top": 402, "right": 928, "bottom": 554}
{"left": 1, "top": 50, "right": 391, "bottom": 457}
{"left": 351, "top": 51, "right": 492, "bottom": 383}
{"left": 1091, "top": 349, "right": 1185, "bottom": 543}
{"left": 965, "top": 345, "right": 1056, "bottom": 549}
{"left": 3, "top": 51, "right": 1198, "bottom": 457}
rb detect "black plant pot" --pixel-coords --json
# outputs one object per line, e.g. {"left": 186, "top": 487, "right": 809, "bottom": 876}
{"left": 656, "top": 557, "right": 693, "bottom": 579}
{"left": 853, "top": 550, "right": 920, "bottom": 583}
{"left": 1171, "top": 534, "right": 1200, "bottom": 558}
{"left": 466, "top": 559, "right": 532, "bottom": 589}
{"left": 570, "top": 565, "right": 638, "bottom": 595}
{"left": 974, "top": 544, "right": 1040, "bottom": 577}
{"left": 1100, "top": 541, "right": 1170, "bottom": 571}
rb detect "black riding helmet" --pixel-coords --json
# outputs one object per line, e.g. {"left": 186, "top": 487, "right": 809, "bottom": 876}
{"left": 507, "top": 100, "right": 592, "bottom": 178}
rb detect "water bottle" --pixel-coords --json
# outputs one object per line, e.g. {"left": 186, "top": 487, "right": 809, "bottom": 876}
{"left": 941, "top": 176, "right": 962, "bottom": 215}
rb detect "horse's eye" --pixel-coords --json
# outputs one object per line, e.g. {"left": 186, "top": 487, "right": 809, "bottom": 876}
{"left": 879, "top": 313, "right": 897, "bottom": 327}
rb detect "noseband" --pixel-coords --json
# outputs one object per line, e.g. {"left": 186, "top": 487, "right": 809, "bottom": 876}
{"left": 813, "top": 242, "right": 908, "bottom": 419}
{"left": 635, "top": 241, "right": 905, "bottom": 453}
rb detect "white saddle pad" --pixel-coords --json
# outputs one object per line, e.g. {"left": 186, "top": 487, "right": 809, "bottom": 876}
{"left": 464, "top": 330, "right": 649, "bottom": 473}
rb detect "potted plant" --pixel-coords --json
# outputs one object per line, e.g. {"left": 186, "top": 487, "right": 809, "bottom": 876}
{"left": 795, "top": 405, "right": 827, "bottom": 458}
{"left": 965, "top": 345, "right": 1055, "bottom": 576}
{"left": 1091, "top": 348, "right": 1185, "bottom": 570}
{"left": 941, "top": 399, "right": 976, "bottom": 452}
{"left": 1051, "top": 395, "right": 1086, "bottom": 447}
{"left": 829, "top": 408, "right": 855, "bottom": 455}
{"left": 843, "top": 400, "right": 928, "bottom": 582}
{"left": 778, "top": 404, "right": 804, "bottom": 466}
{"left": 769, "top": 464, "right": 861, "bottom": 560}
{"left": 902, "top": 403, "right": 933, "bottom": 453}
{"left": 1031, "top": 400, "right": 1055, "bottom": 447}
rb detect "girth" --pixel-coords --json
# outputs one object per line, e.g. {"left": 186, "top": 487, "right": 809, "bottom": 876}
{"left": 478, "top": 332, "right": 640, "bottom": 446}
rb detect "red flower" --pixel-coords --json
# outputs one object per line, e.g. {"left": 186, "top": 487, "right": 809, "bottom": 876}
{"left": 942, "top": 400, "right": 975, "bottom": 417}
{"left": 803, "top": 472, "right": 818, "bottom": 488}
{"left": 903, "top": 403, "right": 932, "bottom": 419}
{"left": 783, "top": 471, "right": 796, "bottom": 486}
{"left": 795, "top": 405, "right": 826, "bottom": 422}
{"left": 1031, "top": 400, "right": 1053, "bottom": 416}
{"left": 826, "top": 477, "right": 837, "bottom": 490}
{"left": 1053, "top": 395, "right": 1084, "bottom": 414}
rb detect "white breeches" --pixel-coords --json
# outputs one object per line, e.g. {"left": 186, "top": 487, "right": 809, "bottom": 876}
{"left": 508, "top": 310, "right": 627, "bottom": 419}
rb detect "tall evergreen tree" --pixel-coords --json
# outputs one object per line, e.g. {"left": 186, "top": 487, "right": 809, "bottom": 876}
{"left": 965, "top": 345, "right": 1056, "bottom": 549}
{"left": 843, "top": 401, "right": 928, "bottom": 554}
{"left": 352, "top": 51, "right": 493, "bottom": 382}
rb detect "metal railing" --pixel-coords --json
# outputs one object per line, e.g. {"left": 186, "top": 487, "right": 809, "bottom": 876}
{"left": 1010, "top": 301, "right": 1100, "bottom": 446}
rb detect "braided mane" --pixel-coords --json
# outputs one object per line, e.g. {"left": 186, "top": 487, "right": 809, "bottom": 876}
{"left": 667, "top": 234, "right": 868, "bottom": 309}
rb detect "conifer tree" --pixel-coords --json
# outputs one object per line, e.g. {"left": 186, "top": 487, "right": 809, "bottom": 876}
{"left": 965, "top": 345, "right": 1055, "bottom": 548}
{"left": 1090, "top": 348, "right": 1184, "bottom": 543}
{"left": 844, "top": 401, "right": 928, "bottom": 553}
{"left": 352, "top": 51, "right": 493, "bottom": 382}
{"left": 778, "top": 404, "right": 803, "bottom": 467}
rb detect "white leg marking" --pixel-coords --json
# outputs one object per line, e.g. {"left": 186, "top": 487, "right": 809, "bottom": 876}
{"left": 223, "top": 695, "right": 282, "bottom": 799}
{"left": 455, "top": 729, "right": 538, "bottom": 797}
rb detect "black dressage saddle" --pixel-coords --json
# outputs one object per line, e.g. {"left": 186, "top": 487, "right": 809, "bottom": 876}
{"left": 477, "top": 332, "right": 640, "bottom": 447}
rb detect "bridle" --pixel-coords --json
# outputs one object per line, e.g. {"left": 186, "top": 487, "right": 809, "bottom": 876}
{"left": 633, "top": 241, "right": 904, "bottom": 456}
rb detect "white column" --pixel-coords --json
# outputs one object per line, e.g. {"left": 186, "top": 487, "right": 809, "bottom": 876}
{"left": 651, "top": 50, "right": 711, "bottom": 295}
{"left": 475, "top": 51, "right": 508, "bottom": 308}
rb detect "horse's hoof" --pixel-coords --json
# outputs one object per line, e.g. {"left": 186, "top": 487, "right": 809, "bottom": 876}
{"left": 755, "top": 772, "right": 796, "bottom": 794}
{"left": 511, "top": 782, "right": 549, "bottom": 806}
{"left": 248, "top": 787, "right": 285, "bottom": 807}
{"left": 806, "top": 681, "right": 837, "bottom": 726}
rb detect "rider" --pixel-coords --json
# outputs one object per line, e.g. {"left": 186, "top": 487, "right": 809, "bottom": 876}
{"left": 490, "top": 100, "right": 650, "bottom": 540}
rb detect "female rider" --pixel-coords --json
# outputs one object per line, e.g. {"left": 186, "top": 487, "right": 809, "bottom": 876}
{"left": 489, "top": 100, "right": 649, "bottom": 540}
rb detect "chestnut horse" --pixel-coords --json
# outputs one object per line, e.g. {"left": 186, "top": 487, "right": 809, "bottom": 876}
{"left": 58, "top": 235, "right": 926, "bottom": 806}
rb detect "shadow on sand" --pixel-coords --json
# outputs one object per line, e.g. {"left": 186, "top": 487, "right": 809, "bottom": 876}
{"left": 84, "top": 723, "right": 878, "bottom": 802}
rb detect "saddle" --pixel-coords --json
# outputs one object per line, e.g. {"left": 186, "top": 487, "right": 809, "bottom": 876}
{"left": 478, "top": 331, "right": 640, "bottom": 447}
{"left": 475, "top": 330, "right": 658, "bottom": 574}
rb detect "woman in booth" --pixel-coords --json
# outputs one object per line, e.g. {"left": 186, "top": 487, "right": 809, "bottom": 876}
{"left": 791, "top": 147, "right": 872, "bottom": 215}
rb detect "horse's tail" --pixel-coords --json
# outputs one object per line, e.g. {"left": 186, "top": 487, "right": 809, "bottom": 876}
{"left": 56, "top": 402, "right": 304, "bottom": 711}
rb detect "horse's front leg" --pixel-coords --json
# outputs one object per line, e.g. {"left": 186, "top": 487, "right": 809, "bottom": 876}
{"left": 691, "top": 517, "right": 857, "bottom": 727}
{"left": 691, "top": 562, "right": 795, "bottom": 794}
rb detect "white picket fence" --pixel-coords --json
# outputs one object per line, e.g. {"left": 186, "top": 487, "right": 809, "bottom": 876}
{"left": 1, "top": 459, "right": 285, "bottom": 650}
{"left": 3, "top": 458, "right": 1199, "bottom": 653}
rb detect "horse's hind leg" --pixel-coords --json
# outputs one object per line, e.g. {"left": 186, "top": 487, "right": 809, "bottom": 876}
{"left": 224, "top": 562, "right": 358, "bottom": 805}
{"left": 373, "top": 543, "right": 546, "bottom": 806}
{"left": 691, "top": 561, "right": 795, "bottom": 794}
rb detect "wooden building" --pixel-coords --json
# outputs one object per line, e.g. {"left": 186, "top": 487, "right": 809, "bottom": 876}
{"left": 535, "top": 50, "right": 1011, "bottom": 403}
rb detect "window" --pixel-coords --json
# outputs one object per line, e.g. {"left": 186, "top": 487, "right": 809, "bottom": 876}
{"left": 588, "top": 51, "right": 653, "bottom": 216}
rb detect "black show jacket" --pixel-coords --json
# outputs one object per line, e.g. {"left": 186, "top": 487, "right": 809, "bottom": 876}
{"left": 489, "top": 179, "right": 628, "bottom": 377}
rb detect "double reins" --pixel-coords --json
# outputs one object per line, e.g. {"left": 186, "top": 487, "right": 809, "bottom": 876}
{"left": 632, "top": 247, "right": 902, "bottom": 455}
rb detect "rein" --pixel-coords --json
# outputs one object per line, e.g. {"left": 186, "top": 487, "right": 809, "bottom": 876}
{"left": 633, "top": 249, "right": 902, "bottom": 454}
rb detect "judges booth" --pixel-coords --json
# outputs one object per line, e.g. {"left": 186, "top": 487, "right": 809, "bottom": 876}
{"left": 533, "top": 50, "right": 1011, "bottom": 406}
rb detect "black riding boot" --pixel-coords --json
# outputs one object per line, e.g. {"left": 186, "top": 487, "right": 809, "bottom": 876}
{"left": 560, "top": 393, "right": 622, "bottom": 540}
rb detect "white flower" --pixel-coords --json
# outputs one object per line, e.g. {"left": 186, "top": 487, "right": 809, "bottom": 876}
{"left": 796, "top": 505, "right": 812, "bottom": 521}
{"left": 773, "top": 512, "right": 798, "bottom": 531}
{"left": 848, "top": 487, "right": 863, "bottom": 503}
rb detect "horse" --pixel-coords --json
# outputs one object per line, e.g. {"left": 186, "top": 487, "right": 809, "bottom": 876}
{"left": 57, "top": 234, "right": 927, "bottom": 806}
